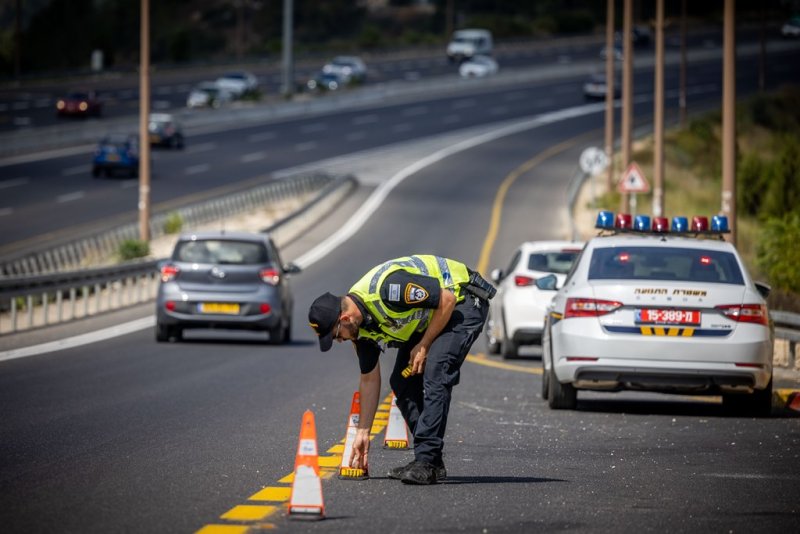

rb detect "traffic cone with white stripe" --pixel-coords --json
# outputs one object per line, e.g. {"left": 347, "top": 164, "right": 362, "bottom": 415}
{"left": 383, "top": 393, "right": 410, "bottom": 450}
{"left": 339, "top": 391, "right": 369, "bottom": 480}
{"left": 288, "top": 410, "right": 325, "bottom": 520}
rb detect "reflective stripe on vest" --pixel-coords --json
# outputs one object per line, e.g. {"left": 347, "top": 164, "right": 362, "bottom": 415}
{"left": 350, "top": 255, "right": 470, "bottom": 344}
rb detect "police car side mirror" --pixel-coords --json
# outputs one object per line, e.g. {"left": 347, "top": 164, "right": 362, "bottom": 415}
{"left": 490, "top": 268, "right": 503, "bottom": 283}
{"left": 754, "top": 281, "right": 771, "bottom": 300}
{"left": 536, "top": 274, "right": 558, "bottom": 291}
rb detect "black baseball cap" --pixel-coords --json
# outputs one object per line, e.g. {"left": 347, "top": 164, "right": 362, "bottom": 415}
{"left": 308, "top": 292, "right": 341, "bottom": 352}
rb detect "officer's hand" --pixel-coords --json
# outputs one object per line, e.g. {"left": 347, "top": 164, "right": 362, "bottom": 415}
{"left": 349, "top": 429, "right": 370, "bottom": 470}
{"left": 410, "top": 344, "right": 428, "bottom": 375}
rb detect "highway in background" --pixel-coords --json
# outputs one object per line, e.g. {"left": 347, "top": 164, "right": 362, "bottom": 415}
{"left": 2, "top": 34, "right": 799, "bottom": 256}
{"left": 0, "top": 29, "right": 799, "bottom": 534}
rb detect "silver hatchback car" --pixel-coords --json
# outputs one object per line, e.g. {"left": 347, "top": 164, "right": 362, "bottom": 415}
{"left": 155, "top": 231, "right": 301, "bottom": 343}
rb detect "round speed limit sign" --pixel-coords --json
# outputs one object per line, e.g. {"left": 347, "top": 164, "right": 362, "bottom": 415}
{"left": 579, "top": 147, "right": 609, "bottom": 175}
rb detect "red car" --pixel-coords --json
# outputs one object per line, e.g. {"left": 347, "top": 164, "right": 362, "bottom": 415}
{"left": 56, "top": 91, "right": 102, "bottom": 117}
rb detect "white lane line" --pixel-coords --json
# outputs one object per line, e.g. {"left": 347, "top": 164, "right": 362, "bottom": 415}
{"left": 295, "top": 141, "right": 317, "bottom": 152}
{"left": 186, "top": 142, "right": 216, "bottom": 154}
{"left": 346, "top": 131, "right": 365, "bottom": 142}
{"left": 0, "top": 207, "right": 13, "bottom": 216}
{"left": 57, "top": 191, "right": 85, "bottom": 203}
{"left": 62, "top": 165, "right": 90, "bottom": 176}
{"left": 0, "top": 100, "right": 610, "bottom": 361}
{"left": 351, "top": 114, "right": 378, "bottom": 125}
{"left": 0, "top": 177, "right": 30, "bottom": 189}
{"left": 241, "top": 151, "right": 266, "bottom": 163}
{"left": 0, "top": 317, "right": 156, "bottom": 362}
{"left": 248, "top": 132, "right": 275, "bottom": 143}
{"left": 185, "top": 164, "right": 210, "bottom": 175}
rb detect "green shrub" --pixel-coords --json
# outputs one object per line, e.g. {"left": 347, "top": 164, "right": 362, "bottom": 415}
{"left": 759, "top": 135, "right": 800, "bottom": 219}
{"left": 737, "top": 153, "right": 767, "bottom": 216}
{"left": 119, "top": 239, "right": 150, "bottom": 261}
{"left": 163, "top": 212, "right": 183, "bottom": 234}
{"left": 756, "top": 212, "right": 800, "bottom": 294}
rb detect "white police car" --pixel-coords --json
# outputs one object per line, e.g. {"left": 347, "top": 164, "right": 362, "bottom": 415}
{"left": 541, "top": 212, "right": 773, "bottom": 415}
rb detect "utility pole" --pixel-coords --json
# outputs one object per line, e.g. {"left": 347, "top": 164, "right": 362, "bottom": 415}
{"left": 445, "top": 0, "right": 454, "bottom": 38}
{"left": 653, "top": 0, "right": 664, "bottom": 217}
{"left": 721, "top": 0, "right": 737, "bottom": 244}
{"left": 281, "top": 0, "right": 294, "bottom": 98}
{"left": 139, "top": 0, "right": 151, "bottom": 243}
{"left": 620, "top": 0, "right": 633, "bottom": 213}
{"left": 605, "top": 0, "right": 615, "bottom": 193}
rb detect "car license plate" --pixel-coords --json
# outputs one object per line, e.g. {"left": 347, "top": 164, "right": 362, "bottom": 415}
{"left": 198, "top": 302, "right": 240, "bottom": 314}
{"left": 635, "top": 309, "right": 700, "bottom": 325}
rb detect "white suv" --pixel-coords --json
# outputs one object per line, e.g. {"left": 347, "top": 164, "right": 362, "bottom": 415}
{"left": 542, "top": 212, "right": 773, "bottom": 415}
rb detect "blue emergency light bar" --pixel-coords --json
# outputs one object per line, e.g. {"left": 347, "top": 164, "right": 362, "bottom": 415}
{"left": 595, "top": 211, "right": 730, "bottom": 236}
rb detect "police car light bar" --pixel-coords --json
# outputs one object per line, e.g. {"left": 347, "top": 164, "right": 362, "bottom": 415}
{"left": 595, "top": 211, "right": 730, "bottom": 236}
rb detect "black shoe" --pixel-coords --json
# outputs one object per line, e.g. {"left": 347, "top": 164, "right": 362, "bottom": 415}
{"left": 401, "top": 461, "right": 439, "bottom": 485}
{"left": 388, "top": 460, "right": 447, "bottom": 481}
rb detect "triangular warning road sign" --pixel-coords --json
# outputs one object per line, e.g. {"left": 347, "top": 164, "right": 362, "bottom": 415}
{"left": 617, "top": 162, "right": 651, "bottom": 193}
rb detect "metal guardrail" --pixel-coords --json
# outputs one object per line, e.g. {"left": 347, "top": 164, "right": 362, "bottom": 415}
{"left": 0, "top": 172, "right": 334, "bottom": 277}
{"left": 0, "top": 173, "right": 357, "bottom": 335}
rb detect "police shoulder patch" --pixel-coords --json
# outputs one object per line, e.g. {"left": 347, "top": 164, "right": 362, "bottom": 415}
{"left": 404, "top": 283, "right": 428, "bottom": 304}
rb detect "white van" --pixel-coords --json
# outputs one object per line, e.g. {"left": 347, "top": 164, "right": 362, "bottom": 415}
{"left": 446, "top": 29, "right": 493, "bottom": 63}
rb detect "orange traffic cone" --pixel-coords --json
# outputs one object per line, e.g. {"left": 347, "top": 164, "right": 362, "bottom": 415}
{"left": 339, "top": 391, "right": 369, "bottom": 480}
{"left": 288, "top": 410, "right": 325, "bottom": 520}
{"left": 383, "top": 393, "right": 410, "bottom": 449}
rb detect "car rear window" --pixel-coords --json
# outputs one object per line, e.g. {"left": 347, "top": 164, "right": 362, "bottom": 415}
{"left": 588, "top": 246, "right": 744, "bottom": 284}
{"left": 527, "top": 251, "right": 581, "bottom": 274}
{"left": 174, "top": 240, "right": 270, "bottom": 265}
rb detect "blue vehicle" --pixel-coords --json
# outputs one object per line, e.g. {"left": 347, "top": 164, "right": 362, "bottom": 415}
{"left": 92, "top": 134, "right": 140, "bottom": 178}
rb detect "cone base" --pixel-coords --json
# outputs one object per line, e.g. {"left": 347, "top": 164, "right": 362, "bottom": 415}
{"left": 288, "top": 507, "right": 325, "bottom": 521}
{"left": 383, "top": 440, "right": 409, "bottom": 449}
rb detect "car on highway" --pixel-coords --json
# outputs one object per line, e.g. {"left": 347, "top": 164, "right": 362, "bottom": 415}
{"left": 782, "top": 17, "right": 800, "bottom": 37}
{"left": 56, "top": 91, "right": 102, "bottom": 118}
{"left": 186, "top": 82, "right": 234, "bottom": 109}
{"left": 92, "top": 133, "right": 140, "bottom": 178}
{"left": 215, "top": 71, "right": 259, "bottom": 97}
{"left": 486, "top": 241, "right": 584, "bottom": 358}
{"left": 459, "top": 55, "right": 499, "bottom": 78}
{"left": 583, "top": 72, "right": 621, "bottom": 100}
{"left": 322, "top": 56, "right": 367, "bottom": 84}
{"left": 148, "top": 113, "right": 184, "bottom": 149}
{"left": 447, "top": 28, "right": 493, "bottom": 63}
{"left": 306, "top": 70, "right": 348, "bottom": 92}
{"left": 542, "top": 212, "right": 774, "bottom": 415}
{"left": 155, "top": 231, "right": 301, "bottom": 344}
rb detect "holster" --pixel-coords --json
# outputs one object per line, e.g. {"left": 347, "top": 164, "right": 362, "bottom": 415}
{"left": 464, "top": 270, "right": 497, "bottom": 301}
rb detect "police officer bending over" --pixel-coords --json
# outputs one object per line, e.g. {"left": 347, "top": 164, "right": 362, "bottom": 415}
{"left": 308, "top": 254, "right": 495, "bottom": 485}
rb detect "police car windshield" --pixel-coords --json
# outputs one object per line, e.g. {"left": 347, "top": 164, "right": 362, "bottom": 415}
{"left": 587, "top": 246, "right": 744, "bottom": 285}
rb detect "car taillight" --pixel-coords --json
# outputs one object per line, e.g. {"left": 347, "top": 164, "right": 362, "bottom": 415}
{"left": 514, "top": 275, "right": 536, "bottom": 287}
{"left": 79, "top": 102, "right": 88, "bottom": 111}
{"left": 260, "top": 268, "right": 280, "bottom": 285}
{"left": 716, "top": 304, "right": 769, "bottom": 326}
{"left": 161, "top": 264, "right": 179, "bottom": 282}
{"left": 165, "top": 300, "right": 176, "bottom": 311}
{"left": 564, "top": 298, "right": 622, "bottom": 318}
{"left": 56, "top": 100, "right": 65, "bottom": 110}
{"left": 259, "top": 303, "right": 272, "bottom": 314}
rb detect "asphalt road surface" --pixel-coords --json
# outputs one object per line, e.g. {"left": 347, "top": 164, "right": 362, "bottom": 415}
{"left": 1, "top": 29, "right": 799, "bottom": 534}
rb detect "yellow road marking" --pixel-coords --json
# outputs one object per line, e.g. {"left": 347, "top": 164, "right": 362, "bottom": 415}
{"left": 249, "top": 487, "right": 291, "bottom": 502}
{"left": 475, "top": 137, "right": 586, "bottom": 276}
{"left": 221, "top": 505, "right": 277, "bottom": 521}
{"left": 196, "top": 393, "right": 395, "bottom": 533}
{"left": 466, "top": 352, "right": 542, "bottom": 375}
{"left": 196, "top": 526, "right": 250, "bottom": 534}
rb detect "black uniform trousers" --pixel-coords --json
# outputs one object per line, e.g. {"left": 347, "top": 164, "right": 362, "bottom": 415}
{"left": 388, "top": 294, "right": 488, "bottom": 465}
